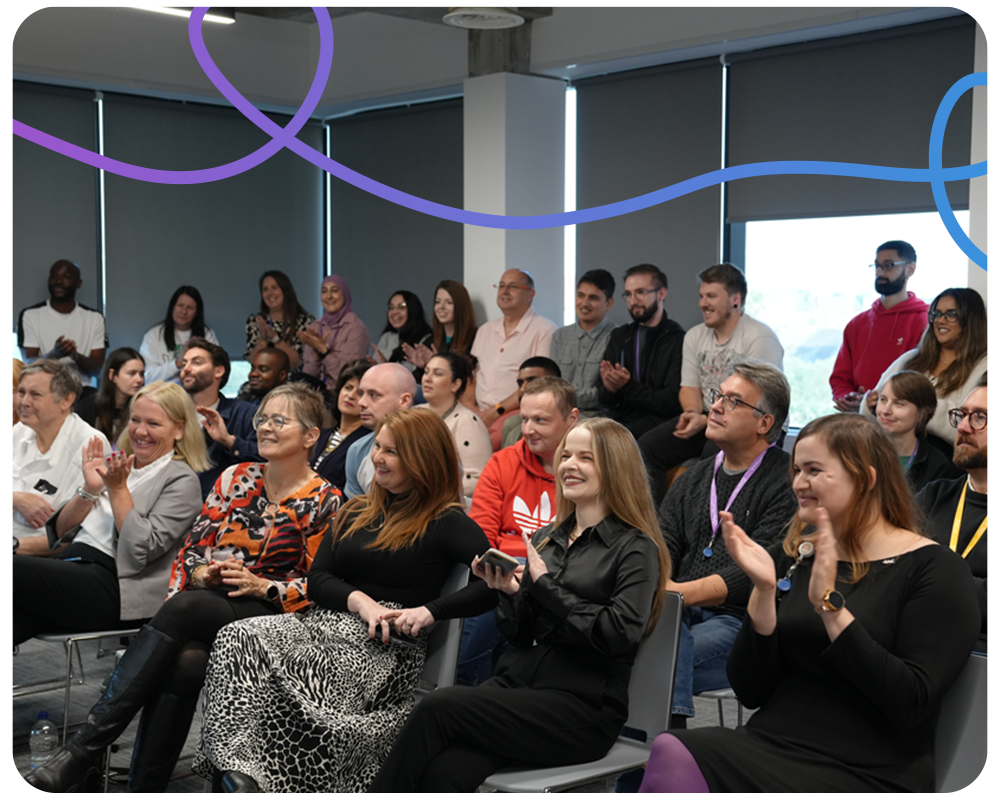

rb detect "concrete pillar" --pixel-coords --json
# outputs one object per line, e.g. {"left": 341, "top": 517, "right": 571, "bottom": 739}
{"left": 463, "top": 72, "right": 566, "bottom": 324}
{"left": 969, "top": 20, "right": 1000, "bottom": 352}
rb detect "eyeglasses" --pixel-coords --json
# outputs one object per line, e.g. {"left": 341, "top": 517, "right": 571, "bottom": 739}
{"left": 387, "top": 302, "right": 408, "bottom": 311}
{"left": 709, "top": 388, "right": 766, "bottom": 415}
{"left": 252, "top": 412, "right": 298, "bottom": 431}
{"left": 868, "top": 260, "right": 911, "bottom": 272}
{"left": 621, "top": 288, "right": 658, "bottom": 301}
{"left": 948, "top": 409, "right": 987, "bottom": 431}
{"left": 928, "top": 308, "right": 960, "bottom": 323}
{"left": 494, "top": 282, "right": 531, "bottom": 292}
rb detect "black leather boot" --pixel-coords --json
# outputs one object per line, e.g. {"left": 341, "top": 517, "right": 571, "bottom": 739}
{"left": 125, "top": 691, "right": 198, "bottom": 792}
{"left": 221, "top": 770, "right": 261, "bottom": 792}
{"left": 24, "top": 625, "right": 181, "bottom": 792}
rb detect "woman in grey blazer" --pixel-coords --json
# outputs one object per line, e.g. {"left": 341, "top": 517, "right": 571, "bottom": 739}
{"left": 13, "top": 381, "right": 209, "bottom": 644}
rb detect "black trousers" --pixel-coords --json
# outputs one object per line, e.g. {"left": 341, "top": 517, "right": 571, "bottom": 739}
{"left": 12, "top": 544, "right": 144, "bottom": 645}
{"left": 368, "top": 683, "right": 626, "bottom": 792}
{"left": 638, "top": 417, "right": 716, "bottom": 508}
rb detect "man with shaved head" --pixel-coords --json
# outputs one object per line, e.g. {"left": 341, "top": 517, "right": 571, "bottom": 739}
{"left": 471, "top": 268, "right": 557, "bottom": 449}
{"left": 18, "top": 259, "right": 107, "bottom": 383}
{"left": 343, "top": 362, "right": 417, "bottom": 497}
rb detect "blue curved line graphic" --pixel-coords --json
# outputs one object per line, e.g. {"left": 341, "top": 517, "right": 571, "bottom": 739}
{"left": 10, "top": 7, "right": 987, "bottom": 271}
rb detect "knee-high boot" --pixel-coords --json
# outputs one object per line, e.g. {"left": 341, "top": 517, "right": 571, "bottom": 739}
{"left": 125, "top": 691, "right": 198, "bottom": 792}
{"left": 24, "top": 625, "right": 182, "bottom": 792}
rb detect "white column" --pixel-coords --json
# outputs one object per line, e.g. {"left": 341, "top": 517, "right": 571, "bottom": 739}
{"left": 969, "top": 20, "right": 1000, "bottom": 351}
{"left": 463, "top": 72, "right": 566, "bottom": 324}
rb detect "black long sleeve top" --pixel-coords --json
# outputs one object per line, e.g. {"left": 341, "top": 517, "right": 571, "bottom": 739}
{"left": 307, "top": 504, "right": 497, "bottom": 621}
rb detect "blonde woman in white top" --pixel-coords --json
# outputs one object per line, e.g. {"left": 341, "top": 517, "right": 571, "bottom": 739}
{"left": 418, "top": 352, "right": 491, "bottom": 497}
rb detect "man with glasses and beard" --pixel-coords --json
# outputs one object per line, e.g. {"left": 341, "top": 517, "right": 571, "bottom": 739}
{"left": 830, "top": 240, "right": 928, "bottom": 413}
{"left": 598, "top": 263, "right": 685, "bottom": 438}
{"left": 917, "top": 373, "right": 988, "bottom": 652}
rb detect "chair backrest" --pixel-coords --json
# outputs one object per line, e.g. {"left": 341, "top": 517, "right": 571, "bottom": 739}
{"left": 934, "top": 652, "right": 987, "bottom": 792}
{"left": 417, "top": 563, "right": 470, "bottom": 694}
{"left": 624, "top": 590, "right": 684, "bottom": 740}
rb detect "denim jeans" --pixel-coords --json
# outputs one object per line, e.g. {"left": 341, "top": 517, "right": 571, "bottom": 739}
{"left": 456, "top": 610, "right": 510, "bottom": 686}
{"left": 672, "top": 607, "right": 743, "bottom": 716}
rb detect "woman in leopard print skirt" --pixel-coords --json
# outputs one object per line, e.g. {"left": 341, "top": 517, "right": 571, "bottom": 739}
{"left": 198, "top": 407, "right": 496, "bottom": 792}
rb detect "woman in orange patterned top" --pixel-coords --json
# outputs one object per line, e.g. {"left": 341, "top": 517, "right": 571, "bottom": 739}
{"left": 26, "top": 384, "right": 341, "bottom": 794}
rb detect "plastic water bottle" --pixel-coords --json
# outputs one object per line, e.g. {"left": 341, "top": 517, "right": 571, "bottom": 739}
{"left": 29, "top": 711, "right": 59, "bottom": 769}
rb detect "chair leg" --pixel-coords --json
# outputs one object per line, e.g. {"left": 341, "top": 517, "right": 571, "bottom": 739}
{"left": 61, "top": 639, "right": 74, "bottom": 745}
{"left": 716, "top": 698, "right": 725, "bottom": 727}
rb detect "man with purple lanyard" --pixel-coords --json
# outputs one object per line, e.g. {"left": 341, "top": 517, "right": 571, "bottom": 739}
{"left": 616, "top": 360, "right": 796, "bottom": 791}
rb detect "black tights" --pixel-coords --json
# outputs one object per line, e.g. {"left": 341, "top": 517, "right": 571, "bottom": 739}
{"left": 147, "top": 589, "right": 277, "bottom": 698}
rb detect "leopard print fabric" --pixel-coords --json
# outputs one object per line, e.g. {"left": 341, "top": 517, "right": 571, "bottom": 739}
{"left": 193, "top": 606, "right": 426, "bottom": 792}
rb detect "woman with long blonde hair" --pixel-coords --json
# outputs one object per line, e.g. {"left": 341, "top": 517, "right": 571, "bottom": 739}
{"left": 370, "top": 416, "right": 671, "bottom": 792}
{"left": 193, "top": 407, "right": 496, "bottom": 793}
{"left": 640, "top": 414, "right": 979, "bottom": 792}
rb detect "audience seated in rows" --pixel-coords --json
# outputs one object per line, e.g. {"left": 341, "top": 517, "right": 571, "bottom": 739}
{"left": 458, "top": 377, "right": 579, "bottom": 686}
{"left": 499, "top": 356, "right": 561, "bottom": 449}
{"left": 14, "top": 381, "right": 206, "bottom": 646}
{"left": 830, "top": 240, "right": 927, "bottom": 413}
{"left": 638, "top": 262, "right": 783, "bottom": 507}
{"left": 299, "top": 274, "right": 371, "bottom": 389}
{"left": 550, "top": 269, "right": 617, "bottom": 414}
{"left": 599, "top": 263, "right": 685, "bottom": 439}
{"left": 140, "top": 286, "right": 219, "bottom": 384}
{"left": 343, "top": 362, "right": 416, "bottom": 498}
{"left": 18, "top": 259, "right": 107, "bottom": 384}
{"left": 472, "top": 269, "right": 556, "bottom": 449}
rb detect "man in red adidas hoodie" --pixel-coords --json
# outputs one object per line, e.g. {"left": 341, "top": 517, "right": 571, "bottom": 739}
{"left": 457, "top": 376, "right": 579, "bottom": 685}
{"left": 830, "top": 240, "right": 928, "bottom": 412}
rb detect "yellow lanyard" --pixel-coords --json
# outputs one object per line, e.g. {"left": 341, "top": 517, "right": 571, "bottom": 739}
{"left": 949, "top": 481, "right": 987, "bottom": 559}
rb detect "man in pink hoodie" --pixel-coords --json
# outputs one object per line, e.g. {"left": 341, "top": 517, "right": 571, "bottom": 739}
{"left": 829, "top": 240, "right": 928, "bottom": 412}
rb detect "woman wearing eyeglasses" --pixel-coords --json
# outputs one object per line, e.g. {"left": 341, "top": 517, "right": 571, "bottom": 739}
{"left": 639, "top": 414, "right": 979, "bottom": 792}
{"left": 863, "top": 288, "right": 987, "bottom": 451}
{"left": 26, "top": 384, "right": 340, "bottom": 793}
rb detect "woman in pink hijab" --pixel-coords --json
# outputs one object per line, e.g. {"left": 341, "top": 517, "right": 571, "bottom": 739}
{"left": 299, "top": 275, "right": 371, "bottom": 389}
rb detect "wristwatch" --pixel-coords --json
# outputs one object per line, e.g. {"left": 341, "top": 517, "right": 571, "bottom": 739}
{"left": 820, "top": 589, "right": 846, "bottom": 613}
{"left": 13, "top": 537, "right": 20, "bottom": 554}
{"left": 495, "top": 405, "right": 506, "bottom": 416}
{"left": 265, "top": 582, "right": 280, "bottom": 604}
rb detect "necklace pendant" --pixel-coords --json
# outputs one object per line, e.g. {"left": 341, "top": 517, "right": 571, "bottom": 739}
{"left": 264, "top": 502, "right": 279, "bottom": 516}
{"left": 777, "top": 578, "right": 792, "bottom": 592}
{"left": 703, "top": 546, "right": 714, "bottom": 558}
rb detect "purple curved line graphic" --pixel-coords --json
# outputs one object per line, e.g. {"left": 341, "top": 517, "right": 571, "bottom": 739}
{"left": 11, "top": 6, "right": 987, "bottom": 254}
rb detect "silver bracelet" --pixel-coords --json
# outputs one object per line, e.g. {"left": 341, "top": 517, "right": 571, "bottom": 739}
{"left": 77, "top": 486, "right": 101, "bottom": 502}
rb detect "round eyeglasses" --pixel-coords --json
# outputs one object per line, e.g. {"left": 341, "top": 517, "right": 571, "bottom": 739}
{"left": 948, "top": 409, "right": 987, "bottom": 431}
{"left": 252, "top": 412, "right": 298, "bottom": 431}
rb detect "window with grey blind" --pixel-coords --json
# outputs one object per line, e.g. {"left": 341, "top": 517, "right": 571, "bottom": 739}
{"left": 327, "top": 99, "right": 464, "bottom": 335}
{"left": 14, "top": 82, "right": 100, "bottom": 320}
{"left": 574, "top": 59, "right": 723, "bottom": 331}
{"left": 726, "top": 16, "right": 976, "bottom": 223}
{"left": 101, "top": 93, "right": 325, "bottom": 358}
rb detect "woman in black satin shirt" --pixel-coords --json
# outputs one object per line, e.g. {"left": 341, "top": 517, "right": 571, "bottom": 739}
{"left": 369, "top": 417, "right": 671, "bottom": 792}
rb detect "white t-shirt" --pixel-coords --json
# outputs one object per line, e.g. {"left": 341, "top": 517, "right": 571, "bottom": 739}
{"left": 18, "top": 301, "right": 107, "bottom": 383}
{"left": 140, "top": 323, "right": 220, "bottom": 384}
{"left": 681, "top": 314, "right": 784, "bottom": 412}
{"left": 12, "top": 414, "right": 111, "bottom": 540}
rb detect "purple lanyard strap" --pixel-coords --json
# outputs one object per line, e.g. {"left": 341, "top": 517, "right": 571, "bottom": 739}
{"left": 705, "top": 443, "right": 775, "bottom": 557}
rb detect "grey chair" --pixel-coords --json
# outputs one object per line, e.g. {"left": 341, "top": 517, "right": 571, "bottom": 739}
{"left": 415, "top": 563, "right": 470, "bottom": 697}
{"left": 934, "top": 652, "right": 987, "bottom": 792}
{"left": 696, "top": 687, "right": 744, "bottom": 727}
{"left": 481, "top": 590, "right": 684, "bottom": 793}
{"left": 14, "top": 628, "right": 141, "bottom": 745}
